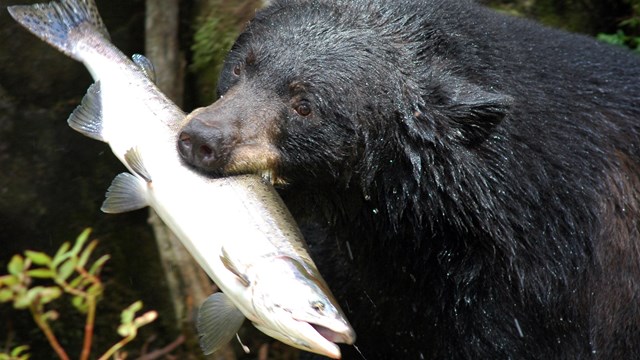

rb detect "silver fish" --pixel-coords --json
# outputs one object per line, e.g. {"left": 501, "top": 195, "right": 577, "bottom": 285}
{"left": 7, "top": 0, "right": 355, "bottom": 358}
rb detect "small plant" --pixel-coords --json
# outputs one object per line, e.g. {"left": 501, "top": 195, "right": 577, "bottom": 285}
{"left": 597, "top": 1, "right": 640, "bottom": 52}
{"left": 0, "top": 229, "right": 157, "bottom": 360}
{"left": 0, "top": 346, "right": 29, "bottom": 360}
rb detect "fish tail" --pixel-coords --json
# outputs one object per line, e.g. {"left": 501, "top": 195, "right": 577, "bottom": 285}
{"left": 7, "top": 0, "right": 109, "bottom": 61}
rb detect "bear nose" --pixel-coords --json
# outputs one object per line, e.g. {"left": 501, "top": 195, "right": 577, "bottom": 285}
{"left": 177, "top": 119, "right": 229, "bottom": 171}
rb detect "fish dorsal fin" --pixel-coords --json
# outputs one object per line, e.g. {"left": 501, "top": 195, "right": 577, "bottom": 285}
{"left": 220, "top": 247, "right": 250, "bottom": 287}
{"left": 131, "top": 54, "right": 156, "bottom": 83}
{"left": 101, "top": 172, "right": 148, "bottom": 213}
{"left": 68, "top": 82, "right": 104, "bottom": 142}
{"left": 7, "top": 0, "right": 110, "bottom": 62}
{"left": 197, "top": 292, "right": 246, "bottom": 355}
{"left": 124, "top": 148, "right": 152, "bottom": 183}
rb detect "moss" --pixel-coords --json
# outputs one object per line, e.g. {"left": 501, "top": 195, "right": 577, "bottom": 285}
{"left": 188, "top": 0, "right": 264, "bottom": 105}
{"left": 190, "top": 11, "right": 239, "bottom": 103}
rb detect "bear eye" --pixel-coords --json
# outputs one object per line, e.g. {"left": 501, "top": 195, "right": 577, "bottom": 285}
{"left": 232, "top": 64, "right": 242, "bottom": 76}
{"left": 295, "top": 101, "right": 312, "bottom": 117}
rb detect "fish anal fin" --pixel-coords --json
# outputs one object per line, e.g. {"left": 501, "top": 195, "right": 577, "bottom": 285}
{"left": 68, "top": 82, "right": 104, "bottom": 142}
{"left": 220, "top": 247, "right": 250, "bottom": 287}
{"left": 124, "top": 148, "right": 152, "bottom": 183}
{"left": 101, "top": 172, "right": 148, "bottom": 213}
{"left": 197, "top": 292, "right": 245, "bottom": 355}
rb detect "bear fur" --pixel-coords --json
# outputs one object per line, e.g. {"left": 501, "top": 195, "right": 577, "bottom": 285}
{"left": 178, "top": 0, "right": 640, "bottom": 358}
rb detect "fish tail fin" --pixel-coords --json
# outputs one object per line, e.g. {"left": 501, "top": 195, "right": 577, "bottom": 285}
{"left": 7, "top": 0, "right": 109, "bottom": 61}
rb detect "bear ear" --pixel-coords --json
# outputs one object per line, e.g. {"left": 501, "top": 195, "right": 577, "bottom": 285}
{"left": 440, "top": 81, "right": 512, "bottom": 146}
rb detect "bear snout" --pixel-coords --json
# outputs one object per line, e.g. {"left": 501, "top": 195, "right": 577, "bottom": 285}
{"left": 178, "top": 117, "right": 231, "bottom": 172}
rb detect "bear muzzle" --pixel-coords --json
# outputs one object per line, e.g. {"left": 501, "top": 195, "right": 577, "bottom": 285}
{"left": 178, "top": 116, "right": 232, "bottom": 173}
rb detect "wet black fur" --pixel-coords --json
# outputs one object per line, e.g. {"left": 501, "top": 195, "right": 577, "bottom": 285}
{"left": 205, "top": 0, "right": 640, "bottom": 358}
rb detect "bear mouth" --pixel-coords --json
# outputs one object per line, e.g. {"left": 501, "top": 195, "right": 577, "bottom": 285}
{"left": 223, "top": 146, "right": 286, "bottom": 185}
{"left": 223, "top": 165, "right": 286, "bottom": 186}
{"left": 258, "top": 168, "right": 282, "bottom": 185}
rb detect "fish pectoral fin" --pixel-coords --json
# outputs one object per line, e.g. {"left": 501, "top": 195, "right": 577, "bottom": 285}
{"left": 131, "top": 54, "right": 156, "bottom": 83}
{"left": 197, "top": 292, "right": 246, "bottom": 355}
{"left": 68, "top": 82, "right": 105, "bottom": 142}
{"left": 124, "top": 148, "right": 152, "bottom": 183}
{"left": 220, "top": 247, "right": 250, "bottom": 287}
{"left": 101, "top": 172, "right": 149, "bottom": 213}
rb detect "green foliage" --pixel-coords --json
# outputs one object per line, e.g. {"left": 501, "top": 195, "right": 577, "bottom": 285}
{"left": 597, "top": 1, "right": 640, "bottom": 52}
{"left": 190, "top": 11, "right": 239, "bottom": 102}
{"left": 0, "top": 229, "right": 158, "bottom": 360}
{"left": 0, "top": 346, "right": 29, "bottom": 360}
{"left": 191, "top": 16, "right": 236, "bottom": 72}
{"left": 597, "top": 30, "right": 640, "bottom": 51}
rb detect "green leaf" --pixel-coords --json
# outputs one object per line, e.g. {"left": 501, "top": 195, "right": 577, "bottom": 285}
{"left": 87, "top": 282, "right": 103, "bottom": 297}
{"left": 121, "top": 301, "right": 143, "bottom": 324}
{"left": 72, "top": 295, "right": 87, "bottom": 312}
{"left": 77, "top": 240, "right": 98, "bottom": 269}
{"left": 70, "top": 228, "right": 92, "bottom": 257}
{"left": 57, "top": 258, "right": 77, "bottom": 282}
{"left": 0, "top": 288, "right": 14, "bottom": 302}
{"left": 8, "top": 255, "right": 24, "bottom": 276}
{"left": 26, "top": 286, "right": 50, "bottom": 304}
{"left": 11, "top": 345, "right": 29, "bottom": 357}
{"left": 88, "top": 255, "right": 110, "bottom": 275}
{"left": 42, "top": 310, "right": 59, "bottom": 322}
{"left": 52, "top": 242, "right": 71, "bottom": 268}
{"left": 39, "top": 287, "right": 62, "bottom": 304}
{"left": 597, "top": 31, "right": 626, "bottom": 46}
{"left": 25, "top": 251, "right": 52, "bottom": 266}
{"left": 117, "top": 323, "right": 134, "bottom": 337}
{"left": 0, "top": 274, "right": 18, "bottom": 287}
{"left": 27, "top": 269, "right": 55, "bottom": 279}
{"left": 68, "top": 275, "right": 85, "bottom": 289}
{"left": 14, "top": 293, "right": 31, "bottom": 309}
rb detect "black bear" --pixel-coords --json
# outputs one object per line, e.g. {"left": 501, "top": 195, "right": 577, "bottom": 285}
{"left": 177, "top": 0, "right": 640, "bottom": 358}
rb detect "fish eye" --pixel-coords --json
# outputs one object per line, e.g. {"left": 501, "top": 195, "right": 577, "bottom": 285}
{"left": 311, "top": 300, "right": 325, "bottom": 313}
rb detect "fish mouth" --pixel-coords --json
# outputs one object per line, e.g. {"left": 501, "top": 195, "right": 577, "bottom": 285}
{"left": 255, "top": 317, "right": 355, "bottom": 359}
{"left": 294, "top": 319, "right": 356, "bottom": 359}
{"left": 310, "top": 322, "right": 356, "bottom": 344}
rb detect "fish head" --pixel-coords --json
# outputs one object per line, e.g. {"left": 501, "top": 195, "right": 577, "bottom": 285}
{"left": 249, "top": 256, "right": 355, "bottom": 358}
